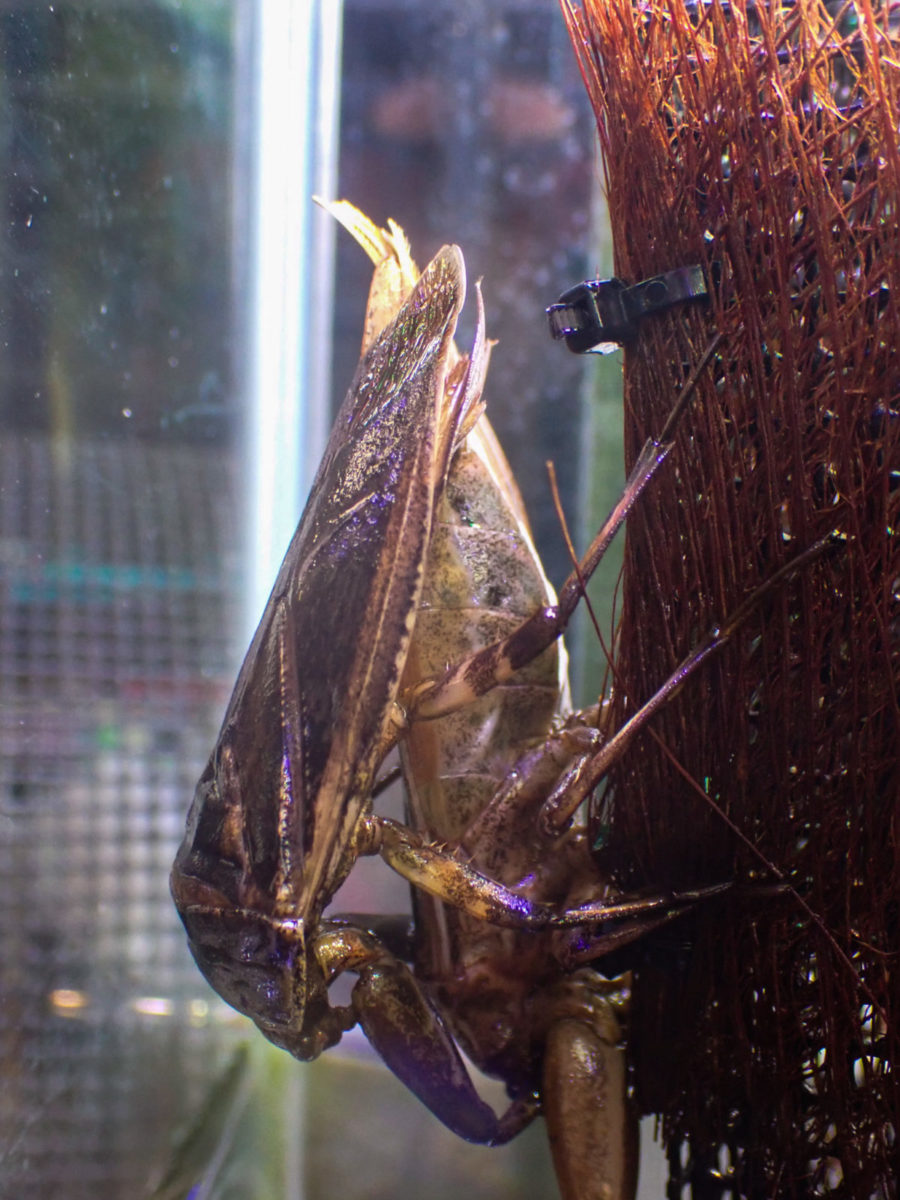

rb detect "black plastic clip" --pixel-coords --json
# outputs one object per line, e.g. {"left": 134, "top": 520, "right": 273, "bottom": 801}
{"left": 547, "top": 264, "right": 710, "bottom": 354}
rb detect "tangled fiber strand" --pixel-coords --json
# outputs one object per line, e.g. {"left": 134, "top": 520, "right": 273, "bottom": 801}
{"left": 562, "top": 1, "right": 900, "bottom": 1195}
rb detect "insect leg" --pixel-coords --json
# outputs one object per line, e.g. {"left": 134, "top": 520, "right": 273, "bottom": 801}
{"left": 542, "top": 971, "right": 638, "bottom": 1200}
{"left": 364, "top": 814, "right": 722, "bottom": 932}
{"left": 314, "top": 922, "right": 537, "bottom": 1144}
{"left": 541, "top": 530, "right": 843, "bottom": 832}
{"left": 453, "top": 714, "right": 601, "bottom": 861}
{"left": 324, "top": 912, "right": 415, "bottom": 961}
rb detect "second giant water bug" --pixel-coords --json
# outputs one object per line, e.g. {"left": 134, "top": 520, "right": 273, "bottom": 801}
{"left": 171, "top": 203, "right": 832, "bottom": 1200}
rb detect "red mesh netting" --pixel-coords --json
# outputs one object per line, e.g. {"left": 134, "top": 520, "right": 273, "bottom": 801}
{"left": 562, "top": 1, "right": 900, "bottom": 1194}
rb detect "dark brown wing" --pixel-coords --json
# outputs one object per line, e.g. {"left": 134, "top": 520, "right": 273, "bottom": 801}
{"left": 172, "top": 246, "right": 469, "bottom": 928}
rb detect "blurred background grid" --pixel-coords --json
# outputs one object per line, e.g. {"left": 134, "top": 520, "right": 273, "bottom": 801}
{"left": 0, "top": 4, "right": 620, "bottom": 1198}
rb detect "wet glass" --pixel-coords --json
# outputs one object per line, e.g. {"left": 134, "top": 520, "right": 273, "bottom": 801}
{"left": 0, "top": 4, "right": 624, "bottom": 1197}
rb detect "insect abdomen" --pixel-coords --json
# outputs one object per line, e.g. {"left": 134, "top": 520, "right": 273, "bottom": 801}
{"left": 401, "top": 423, "right": 565, "bottom": 849}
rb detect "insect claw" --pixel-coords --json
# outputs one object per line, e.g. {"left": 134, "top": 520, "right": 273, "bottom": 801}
{"left": 355, "top": 813, "right": 383, "bottom": 857}
{"left": 377, "top": 701, "right": 409, "bottom": 756}
{"left": 539, "top": 754, "right": 593, "bottom": 836}
{"left": 674, "top": 881, "right": 732, "bottom": 903}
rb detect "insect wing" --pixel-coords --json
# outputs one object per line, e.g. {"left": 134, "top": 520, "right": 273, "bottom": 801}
{"left": 322, "top": 200, "right": 419, "bottom": 354}
{"left": 172, "top": 247, "right": 468, "bottom": 942}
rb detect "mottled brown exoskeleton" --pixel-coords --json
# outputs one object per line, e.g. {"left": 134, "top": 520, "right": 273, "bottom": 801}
{"left": 172, "top": 203, "right": 768, "bottom": 1199}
